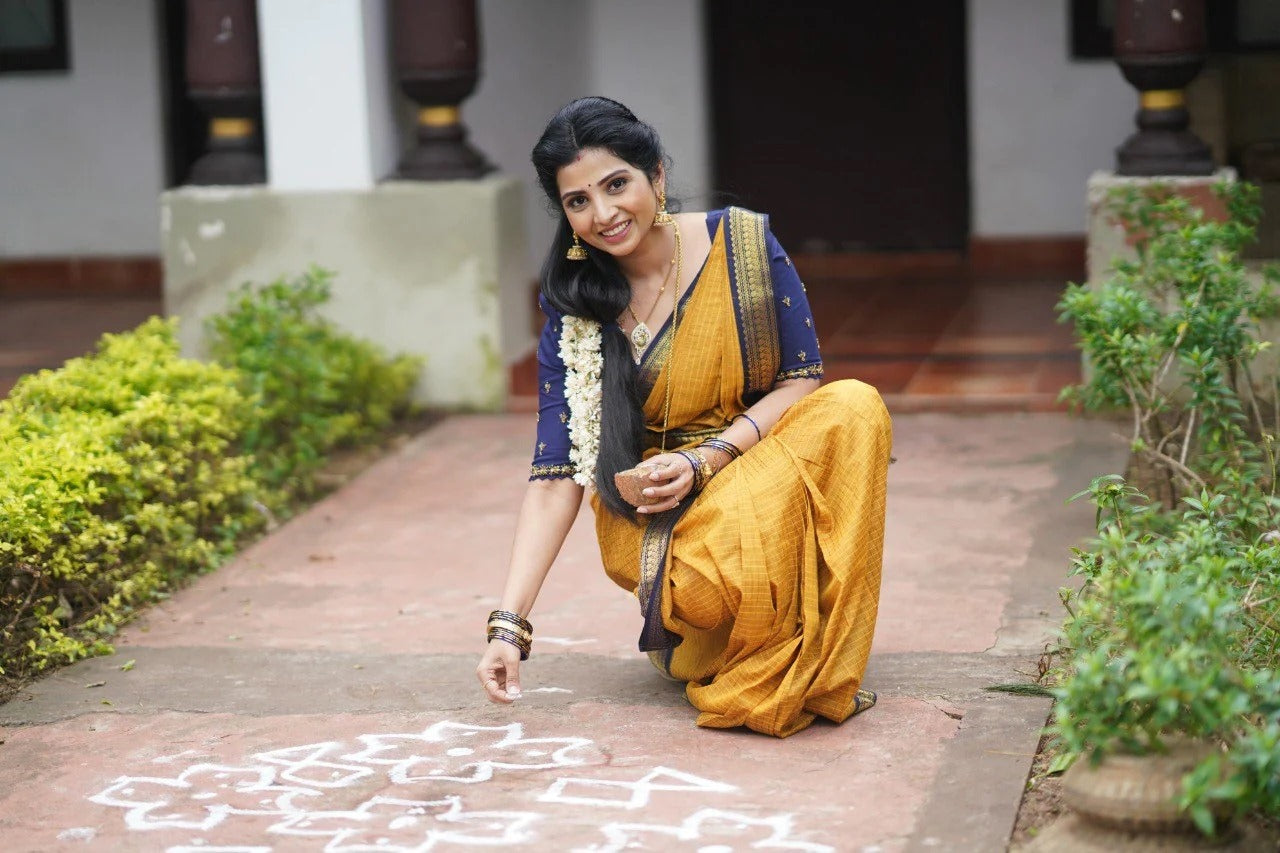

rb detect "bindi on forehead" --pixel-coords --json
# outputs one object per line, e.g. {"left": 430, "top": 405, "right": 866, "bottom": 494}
{"left": 557, "top": 152, "right": 634, "bottom": 200}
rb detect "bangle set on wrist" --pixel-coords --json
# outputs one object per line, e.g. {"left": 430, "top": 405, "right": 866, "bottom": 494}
{"left": 672, "top": 432, "right": 747, "bottom": 496}
{"left": 676, "top": 447, "right": 713, "bottom": 492}
{"left": 699, "top": 436, "right": 743, "bottom": 463}
{"left": 488, "top": 417, "right": 763, "bottom": 659}
{"left": 487, "top": 609, "right": 532, "bottom": 660}
{"left": 489, "top": 421, "right": 758, "bottom": 652}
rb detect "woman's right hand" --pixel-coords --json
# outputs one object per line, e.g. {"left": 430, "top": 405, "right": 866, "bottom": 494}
{"left": 476, "top": 639, "right": 523, "bottom": 703}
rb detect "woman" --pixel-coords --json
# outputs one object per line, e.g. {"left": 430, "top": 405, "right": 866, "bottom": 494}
{"left": 476, "top": 97, "right": 892, "bottom": 738}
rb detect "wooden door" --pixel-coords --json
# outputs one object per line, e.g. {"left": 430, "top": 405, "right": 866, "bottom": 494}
{"left": 707, "top": 1, "right": 970, "bottom": 252}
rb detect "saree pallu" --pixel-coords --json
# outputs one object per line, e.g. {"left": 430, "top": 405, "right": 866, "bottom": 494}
{"left": 593, "top": 209, "right": 892, "bottom": 738}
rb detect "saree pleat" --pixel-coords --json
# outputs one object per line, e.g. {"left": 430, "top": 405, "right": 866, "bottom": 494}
{"left": 594, "top": 210, "right": 891, "bottom": 738}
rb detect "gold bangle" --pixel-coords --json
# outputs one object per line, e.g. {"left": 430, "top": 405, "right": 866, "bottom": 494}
{"left": 487, "top": 619, "right": 532, "bottom": 640}
{"left": 689, "top": 448, "right": 712, "bottom": 490}
{"left": 487, "top": 625, "right": 531, "bottom": 646}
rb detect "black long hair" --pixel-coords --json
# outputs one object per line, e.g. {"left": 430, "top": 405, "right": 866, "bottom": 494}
{"left": 531, "top": 97, "right": 670, "bottom": 518}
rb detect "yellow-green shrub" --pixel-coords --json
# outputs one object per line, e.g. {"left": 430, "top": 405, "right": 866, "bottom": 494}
{"left": 2, "top": 274, "right": 422, "bottom": 683}
{"left": 0, "top": 318, "right": 266, "bottom": 678}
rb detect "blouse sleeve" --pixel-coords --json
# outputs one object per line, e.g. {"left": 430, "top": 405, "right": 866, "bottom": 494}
{"left": 529, "top": 295, "right": 576, "bottom": 481}
{"left": 767, "top": 228, "right": 824, "bottom": 382}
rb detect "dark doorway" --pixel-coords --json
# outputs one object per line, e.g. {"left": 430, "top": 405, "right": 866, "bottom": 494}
{"left": 156, "top": 0, "right": 207, "bottom": 188}
{"left": 706, "top": 1, "right": 970, "bottom": 253}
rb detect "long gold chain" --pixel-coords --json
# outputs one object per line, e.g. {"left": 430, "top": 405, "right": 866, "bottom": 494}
{"left": 659, "top": 219, "right": 683, "bottom": 453}
{"left": 626, "top": 254, "right": 675, "bottom": 328}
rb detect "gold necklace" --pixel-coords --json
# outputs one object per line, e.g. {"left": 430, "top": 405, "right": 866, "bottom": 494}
{"left": 626, "top": 237, "right": 677, "bottom": 356}
{"left": 658, "top": 218, "right": 683, "bottom": 453}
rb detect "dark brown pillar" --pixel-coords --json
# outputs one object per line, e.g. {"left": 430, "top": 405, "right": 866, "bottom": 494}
{"left": 1113, "top": 0, "right": 1214, "bottom": 176}
{"left": 184, "top": 0, "right": 266, "bottom": 185}
{"left": 392, "top": 0, "right": 494, "bottom": 180}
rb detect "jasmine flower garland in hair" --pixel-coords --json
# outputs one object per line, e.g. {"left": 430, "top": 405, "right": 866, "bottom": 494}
{"left": 558, "top": 315, "right": 603, "bottom": 487}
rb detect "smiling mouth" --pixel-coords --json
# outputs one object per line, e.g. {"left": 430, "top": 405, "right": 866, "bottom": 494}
{"left": 600, "top": 220, "right": 631, "bottom": 240}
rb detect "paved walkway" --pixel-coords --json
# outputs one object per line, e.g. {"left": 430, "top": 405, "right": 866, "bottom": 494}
{"left": 0, "top": 411, "right": 1122, "bottom": 852}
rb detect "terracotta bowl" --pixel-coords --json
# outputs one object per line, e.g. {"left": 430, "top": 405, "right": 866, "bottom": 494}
{"left": 614, "top": 464, "right": 662, "bottom": 507}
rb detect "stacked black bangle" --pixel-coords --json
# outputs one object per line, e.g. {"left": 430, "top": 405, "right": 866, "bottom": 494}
{"left": 487, "top": 609, "right": 533, "bottom": 660}
{"left": 699, "top": 437, "right": 742, "bottom": 461}
{"left": 489, "top": 609, "right": 532, "bottom": 633}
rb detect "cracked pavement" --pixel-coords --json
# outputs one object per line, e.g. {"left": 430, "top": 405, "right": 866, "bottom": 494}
{"left": 0, "top": 412, "right": 1123, "bottom": 852}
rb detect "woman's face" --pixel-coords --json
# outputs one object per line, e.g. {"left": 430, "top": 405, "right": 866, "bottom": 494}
{"left": 556, "top": 147, "right": 662, "bottom": 259}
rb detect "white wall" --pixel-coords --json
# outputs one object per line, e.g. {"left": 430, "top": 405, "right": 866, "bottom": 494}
{"left": 468, "top": 0, "right": 593, "bottom": 275}
{"left": 0, "top": 0, "right": 165, "bottom": 256}
{"left": 0, "top": 0, "right": 1160, "bottom": 258}
{"left": 258, "top": 0, "right": 400, "bottom": 190}
{"left": 361, "top": 0, "right": 400, "bottom": 181}
{"left": 586, "top": 1, "right": 711, "bottom": 210}
{"left": 968, "top": 0, "right": 1136, "bottom": 236}
{"left": 468, "top": 0, "right": 709, "bottom": 276}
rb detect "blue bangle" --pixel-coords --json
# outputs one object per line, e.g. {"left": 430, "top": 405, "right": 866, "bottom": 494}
{"left": 735, "top": 413, "right": 762, "bottom": 442}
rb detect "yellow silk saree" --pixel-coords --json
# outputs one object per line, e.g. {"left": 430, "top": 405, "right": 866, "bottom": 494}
{"left": 592, "top": 208, "right": 892, "bottom": 738}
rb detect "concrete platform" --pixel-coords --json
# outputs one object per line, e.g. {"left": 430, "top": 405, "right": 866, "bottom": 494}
{"left": 0, "top": 412, "right": 1124, "bottom": 852}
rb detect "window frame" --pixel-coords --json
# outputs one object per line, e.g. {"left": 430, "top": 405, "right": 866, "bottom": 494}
{"left": 0, "top": 0, "right": 70, "bottom": 74}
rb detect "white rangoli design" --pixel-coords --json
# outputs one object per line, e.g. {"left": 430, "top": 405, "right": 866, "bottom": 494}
{"left": 80, "top": 720, "right": 833, "bottom": 852}
{"left": 539, "top": 765, "right": 737, "bottom": 809}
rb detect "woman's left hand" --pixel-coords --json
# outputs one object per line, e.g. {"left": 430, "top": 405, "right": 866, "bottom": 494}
{"left": 634, "top": 453, "right": 694, "bottom": 514}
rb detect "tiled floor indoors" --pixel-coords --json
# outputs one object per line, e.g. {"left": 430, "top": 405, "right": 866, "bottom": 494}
{"left": 1, "top": 275, "right": 1080, "bottom": 411}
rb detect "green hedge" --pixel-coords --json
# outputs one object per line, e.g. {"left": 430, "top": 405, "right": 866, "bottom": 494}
{"left": 209, "top": 267, "right": 421, "bottom": 498}
{"left": 0, "top": 269, "right": 420, "bottom": 680}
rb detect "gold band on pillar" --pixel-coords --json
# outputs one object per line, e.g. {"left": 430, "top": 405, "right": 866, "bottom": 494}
{"left": 418, "top": 106, "right": 460, "bottom": 127}
{"left": 1140, "top": 89, "right": 1185, "bottom": 110}
{"left": 210, "top": 118, "right": 256, "bottom": 139}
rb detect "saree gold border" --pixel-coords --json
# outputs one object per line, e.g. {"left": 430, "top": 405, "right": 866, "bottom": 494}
{"left": 663, "top": 425, "right": 722, "bottom": 446}
{"left": 636, "top": 513, "right": 675, "bottom": 613}
{"left": 728, "top": 209, "right": 779, "bottom": 394}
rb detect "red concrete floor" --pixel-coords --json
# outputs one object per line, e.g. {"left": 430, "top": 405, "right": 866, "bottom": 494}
{"left": 0, "top": 276, "right": 1080, "bottom": 412}
{"left": 510, "top": 275, "right": 1081, "bottom": 413}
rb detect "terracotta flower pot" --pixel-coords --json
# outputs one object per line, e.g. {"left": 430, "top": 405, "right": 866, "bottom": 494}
{"left": 1024, "top": 738, "right": 1269, "bottom": 851}
{"left": 1061, "top": 738, "right": 1219, "bottom": 833}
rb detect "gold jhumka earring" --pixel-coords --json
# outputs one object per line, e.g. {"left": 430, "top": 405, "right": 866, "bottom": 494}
{"left": 653, "top": 190, "right": 674, "bottom": 226}
{"left": 566, "top": 232, "right": 588, "bottom": 261}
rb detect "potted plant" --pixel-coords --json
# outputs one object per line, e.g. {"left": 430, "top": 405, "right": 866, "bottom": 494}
{"left": 1025, "top": 181, "right": 1280, "bottom": 848}
{"left": 1027, "top": 486, "right": 1280, "bottom": 849}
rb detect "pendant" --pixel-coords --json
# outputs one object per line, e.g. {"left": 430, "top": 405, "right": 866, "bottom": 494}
{"left": 630, "top": 322, "right": 651, "bottom": 354}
